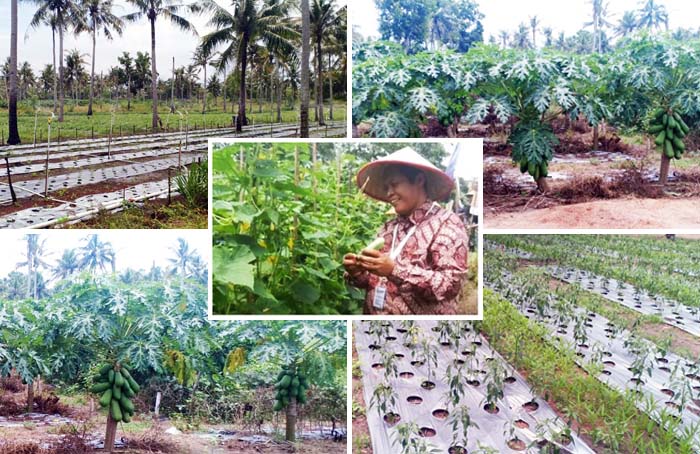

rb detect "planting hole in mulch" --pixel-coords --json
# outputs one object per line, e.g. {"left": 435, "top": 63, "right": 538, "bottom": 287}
{"left": 421, "top": 381, "right": 436, "bottom": 390}
{"left": 396, "top": 328, "right": 407, "bottom": 333}
{"left": 575, "top": 352, "right": 585, "bottom": 358}
{"left": 558, "top": 434, "right": 574, "bottom": 446}
{"left": 448, "top": 446, "right": 467, "bottom": 454}
{"left": 394, "top": 353, "right": 405, "bottom": 359}
{"left": 686, "top": 373, "right": 700, "bottom": 381}
{"left": 385, "top": 336, "right": 397, "bottom": 341}
{"left": 472, "top": 341, "right": 483, "bottom": 346}
{"left": 461, "top": 350, "right": 474, "bottom": 356}
{"left": 454, "top": 359, "right": 466, "bottom": 365}
{"left": 507, "top": 439, "right": 527, "bottom": 451}
{"left": 371, "top": 363, "right": 384, "bottom": 370}
{"left": 657, "top": 357, "right": 669, "bottom": 363}
{"left": 665, "top": 401, "right": 680, "bottom": 411}
{"left": 578, "top": 343, "right": 589, "bottom": 349}
{"left": 522, "top": 401, "right": 539, "bottom": 412}
{"left": 603, "top": 361, "right": 615, "bottom": 367}
{"left": 411, "top": 360, "right": 425, "bottom": 367}
{"left": 399, "top": 372, "right": 414, "bottom": 379}
{"left": 383, "top": 412, "right": 401, "bottom": 426}
{"left": 660, "top": 366, "right": 671, "bottom": 373}
{"left": 440, "top": 341, "right": 451, "bottom": 347}
{"left": 661, "top": 389, "right": 675, "bottom": 398}
{"left": 407, "top": 396, "right": 423, "bottom": 405}
{"left": 630, "top": 378, "right": 645, "bottom": 386}
{"left": 603, "top": 351, "right": 612, "bottom": 357}
{"left": 419, "top": 427, "right": 437, "bottom": 438}
{"left": 515, "top": 419, "right": 529, "bottom": 429}
{"left": 432, "top": 409, "right": 449, "bottom": 420}
{"left": 557, "top": 329, "right": 568, "bottom": 335}
{"left": 483, "top": 403, "right": 499, "bottom": 414}
{"left": 467, "top": 379, "right": 481, "bottom": 387}
{"left": 369, "top": 344, "right": 381, "bottom": 351}
{"left": 505, "top": 376, "right": 517, "bottom": 384}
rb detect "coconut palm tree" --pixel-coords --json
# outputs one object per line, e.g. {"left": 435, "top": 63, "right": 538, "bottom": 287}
{"left": 635, "top": 0, "right": 668, "bottom": 31}
{"left": 498, "top": 30, "right": 508, "bottom": 49}
{"left": 192, "top": 45, "right": 213, "bottom": 113}
{"left": 512, "top": 23, "right": 530, "bottom": 49}
{"left": 585, "top": 0, "right": 613, "bottom": 53}
{"left": 542, "top": 27, "right": 553, "bottom": 47}
{"left": 168, "top": 238, "right": 195, "bottom": 276}
{"left": 123, "top": 0, "right": 198, "bottom": 131}
{"left": 78, "top": 234, "right": 116, "bottom": 274}
{"left": 529, "top": 15, "right": 539, "bottom": 48}
{"left": 8, "top": 0, "right": 20, "bottom": 144}
{"left": 300, "top": 0, "right": 310, "bottom": 137}
{"left": 53, "top": 249, "right": 80, "bottom": 281}
{"left": 28, "top": 0, "right": 82, "bottom": 123}
{"left": 310, "top": 0, "right": 340, "bottom": 126}
{"left": 615, "top": 11, "right": 638, "bottom": 38}
{"left": 64, "top": 49, "right": 87, "bottom": 101}
{"left": 16, "top": 235, "right": 50, "bottom": 300}
{"left": 199, "top": 0, "right": 297, "bottom": 132}
{"left": 75, "top": 0, "right": 123, "bottom": 116}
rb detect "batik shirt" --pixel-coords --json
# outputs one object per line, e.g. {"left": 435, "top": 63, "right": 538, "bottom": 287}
{"left": 346, "top": 201, "right": 469, "bottom": 315}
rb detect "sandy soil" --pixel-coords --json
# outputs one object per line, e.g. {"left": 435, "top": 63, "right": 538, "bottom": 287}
{"left": 486, "top": 197, "right": 700, "bottom": 229}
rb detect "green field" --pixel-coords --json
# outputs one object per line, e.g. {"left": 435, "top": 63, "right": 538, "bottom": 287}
{"left": 1, "top": 99, "right": 347, "bottom": 144}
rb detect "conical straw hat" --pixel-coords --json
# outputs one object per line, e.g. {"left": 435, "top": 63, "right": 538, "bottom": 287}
{"left": 356, "top": 147, "right": 455, "bottom": 202}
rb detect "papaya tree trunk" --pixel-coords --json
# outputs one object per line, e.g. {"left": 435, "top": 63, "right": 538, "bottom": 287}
{"left": 536, "top": 177, "right": 550, "bottom": 193}
{"left": 592, "top": 125, "right": 599, "bottom": 150}
{"left": 285, "top": 397, "right": 297, "bottom": 442}
{"left": 26, "top": 382, "right": 34, "bottom": 413}
{"left": 104, "top": 411, "right": 118, "bottom": 452}
{"left": 659, "top": 154, "right": 671, "bottom": 185}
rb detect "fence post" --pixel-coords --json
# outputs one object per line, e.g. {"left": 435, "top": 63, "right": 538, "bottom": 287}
{"left": 75, "top": 127, "right": 78, "bottom": 140}
{"left": 167, "top": 168, "right": 171, "bottom": 205}
{"left": 91, "top": 125, "right": 94, "bottom": 140}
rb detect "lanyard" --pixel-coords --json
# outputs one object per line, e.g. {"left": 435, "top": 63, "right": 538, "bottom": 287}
{"left": 389, "top": 202, "right": 439, "bottom": 261}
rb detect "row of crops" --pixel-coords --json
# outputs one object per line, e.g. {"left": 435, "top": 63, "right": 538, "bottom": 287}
{"left": 481, "top": 237, "right": 700, "bottom": 453}
{"left": 353, "top": 35, "right": 700, "bottom": 187}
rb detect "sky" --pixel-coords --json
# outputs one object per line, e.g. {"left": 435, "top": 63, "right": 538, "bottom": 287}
{"left": 443, "top": 140, "right": 481, "bottom": 181}
{"left": 0, "top": 0, "right": 346, "bottom": 82}
{"left": 0, "top": 230, "right": 210, "bottom": 278}
{"left": 353, "top": 0, "right": 699, "bottom": 43}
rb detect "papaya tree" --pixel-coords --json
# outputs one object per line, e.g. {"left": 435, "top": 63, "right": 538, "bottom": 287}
{"left": 615, "top": 35, "right": 700, "bottom": 185}
{"left": 214, "top": 320, "right": 346, "bottom": 442}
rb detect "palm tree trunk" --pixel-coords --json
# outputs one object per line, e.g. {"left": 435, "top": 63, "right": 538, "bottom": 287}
{"left": 127, "top": 73, "right": 131, "bottom": 111}
{"left": 300, "top": 0, "right": 310, "bottom": 137}
{"left": 202, "top": 64, "right": 206, "bottom": 114}
{"left": 150, "top": 16, "right": 159, "bottom": 131}
{"left": 8, "top": 0, "right": 20, "bottom": 144}
{"left": 237, "top": 43, "right": 248, "bottom": 132}
{"left": 52, "top": 28, "right": 57, "bottom": 113}
{"left": 222, "top": 67, "right": 227, "bottom": 113}
{"left": 170, "top": 57, "right": 175, "bottom": 113}
{"left": 88, "top": 26, "right": 96, "bottom": 116}
{"left": 316, "top": 37, "right": 324, "bottom": 125}
{"left": 328, "top": 54, "right": 333, "bottom": 121}
{"left": 58, "top": 25, "right": 65, "bottom": 122}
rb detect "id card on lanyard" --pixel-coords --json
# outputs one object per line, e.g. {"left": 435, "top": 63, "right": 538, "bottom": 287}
{"left": 373, "top": 202, "right": 439, "bottom": 310}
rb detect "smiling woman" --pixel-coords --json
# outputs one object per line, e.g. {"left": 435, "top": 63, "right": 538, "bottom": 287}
{"left": 344, "top": 147, "right": 471, "bottom": 315}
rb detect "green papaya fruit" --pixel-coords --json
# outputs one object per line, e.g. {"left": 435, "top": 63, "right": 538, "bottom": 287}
{"left": 673, "top": 137, "right": 685, "bottom": 151}
{"left": 655, "top": 130, "right": 666, "bottom": 146}
{"left": 108, "top": 369, "right": 115, "bottom": 384}
{"left": 648, "top": 124, "right": 665, "bottom": 134}
{"left": 99, "top": 389, "right": 112, "bottom": 408}
{"left": 668, "top": 116, "right": 677, "bottom": 130}
{"left": 279, "top": 375, "right": 292, "bottom": 388}
{"left": 675, "top": 149, "right": 682, "bottom": 159}
{"left": 653, "top": 108, "right": 666, "bottom": 120}
{"left": 90, "top": 382, "right": 111, "bottom": 394}
{"left": 112, "top": 384, "right": 122, "bottom": 400}
{"left": 273, "top": 400, "right": 283, "bottom": 412}
{"left": 122, "top": 411, "right": 132, "bottom": 423}
{"left": 663, "top": 113, "right": 669, "bottom": 126}
{"left": 664, "top": 140, "right": 675, "bottom": 158}
{"left": 99, "top": 364, "right": 113, "bottom": 376}
{"left": 120, "top": 396, "right": 135, "bottom": 414}
{"left": 111, "top": 399, "right": 123, "bottom": 422}
{"left": 126, "top": 377, "right": 140, "bottom": 393}
{"left": 114, "top": 371, "right": 125, "bottom": 388}
{"left": 666, "top": 127, "right": 674, "bottom": 141}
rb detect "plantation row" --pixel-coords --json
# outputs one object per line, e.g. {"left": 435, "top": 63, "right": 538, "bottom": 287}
{"left": 482, "top": 247, "right": 700, "bottom": 453}
{"left": 486, "top": 234, "right": 700, "bottom": 310}
{"left": 356, "top": 320, "right": 594, "bottom": 453}
{"left": 353, "top": 35, "right": 700, "bottom": 187}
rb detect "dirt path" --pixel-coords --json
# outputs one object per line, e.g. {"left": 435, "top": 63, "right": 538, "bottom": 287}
{"left": 486, "top": 197, "right": 700, "bottom": 229}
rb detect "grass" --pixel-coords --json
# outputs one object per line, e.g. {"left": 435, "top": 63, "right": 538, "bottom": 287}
{"left": 1, "top": 98, "right": 347, "bottom": 144}
{"left": 63, "top": 199, "right": 207, "bottom": 229}
{"left": 483, "top": 290, "right": 698, "bottom": 453}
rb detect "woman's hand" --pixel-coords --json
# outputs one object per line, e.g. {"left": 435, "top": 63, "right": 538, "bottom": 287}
{"left": 343, "top": 253, "right": 364, "bottom": 277}
{"left": 358, "top": 249, "right": 395, "bottom": 277}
